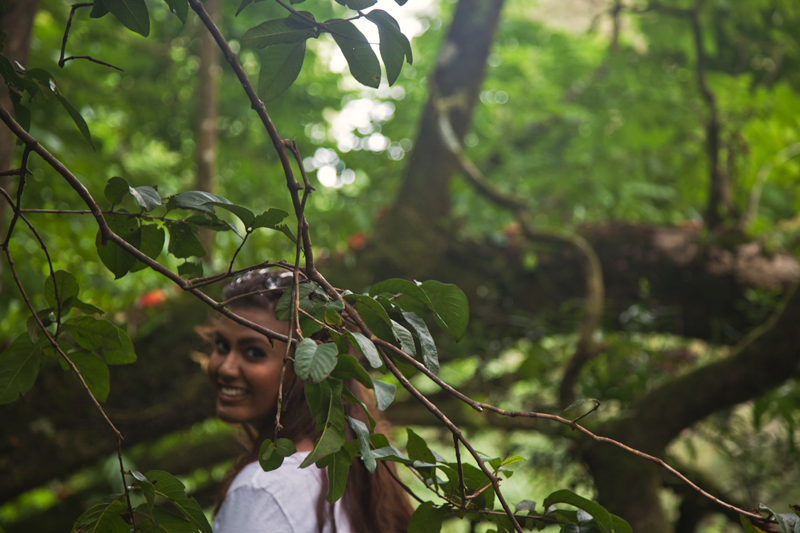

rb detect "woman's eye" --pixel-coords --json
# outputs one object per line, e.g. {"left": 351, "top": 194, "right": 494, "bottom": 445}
{"left": 244, "top": 347, "right": 266, "bottom": 359}
{"left": 215, "top": 340, "right": 229, "bottom": 354}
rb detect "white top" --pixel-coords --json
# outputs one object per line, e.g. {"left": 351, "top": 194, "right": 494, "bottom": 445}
{"left": 213, "top": 452, "right": 352, "bottom": 533}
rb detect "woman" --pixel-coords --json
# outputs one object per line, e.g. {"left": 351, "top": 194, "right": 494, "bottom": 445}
{"left": 205, "top": 269, "right": 413, "bottom": 533}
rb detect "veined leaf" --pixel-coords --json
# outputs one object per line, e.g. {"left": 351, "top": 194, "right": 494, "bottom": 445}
{"left": 172, "top": 190, "right": 232, "bottom": 214}
{"left": 334, "top": 0, "right": 376, "bottom": 9}
{"left": 348, "top": 416, "right": 376, "bottom": 473}
{"left": 55, "top": 93, "right": 95, "bottom": 150}
{"left": 365, "top": 9, "right": 412, "bottom": 86}
{"left": 164, "top": 0, "right": 188, "bottom": 23}
{"left": 70, "top": 496, "right": 129, "bottom": 533}
{"left": 372, "top": 379, "right": 395, "bottom": 411}
{"left": 543, "top": 490, "right": 613, "bottom": 533}
{"left": 129, "top": 224, "right": 165, "bottom": 273}
{"left": 130, "top": 185, "right": 161, "bottom": 212}
{"left": 317, "top": 448, "right": 352, "bottom": 503}
{"left": 104, "top": 0, "right": 150, "bottom": 36}
{"left": 408, "top": 502, "right": 448, "bottom": 533}
{"left": 328, "top": 20, "right": 380, "bottom": 88}
{"left": 104, "top": 177, "right": 130, "bottom": 207}
{"left": 402, "top": 311, "right": 438, "bottom": 375}
{"left": 44, "top": 270, "right": 79, "bottom": 312}
{"left": 295, "top": 339, "right": 338, "bottom": 383}
{"left": 95, "top": 213, "right": 141, "bottom": 279}
{"left": 330, "top": 353, "right": 373, "bottom": 390}
{"left": 242, "top": 17, "right": 316, "bottom": 49}
{"left": 90, "top": 0, "right": 110, "bottom": 18}
{"left": 67, "top": 351, "right": 110, "bottom": 402}
{"left": 0, "top": 334, "right": 45, "bottom": 404}
{"left": 166, "top": 221, "right": 206, "bottom": 259}
{"left": 258, "top": 40, "right": 306, "bottom": 102}
{"left": 301, "top": 380, "right": 346, "bottom": 467}
{"left": 346, "top": 331, "right": 382, "bottom": 368}
{"left": 420, "top": 280, "right": 469, "bottom": 341}
{"left": 145, "top": 471, "right": 212, "bottom": 533}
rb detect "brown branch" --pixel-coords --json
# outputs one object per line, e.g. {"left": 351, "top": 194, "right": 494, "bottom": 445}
{"left": 0, "top": 104, "right": 294, "bottom": 348}
{"left": 60, "top": 55, "right": 124, "bottom": 71}
{"left": 58, "top": 3, "right": 93, "bottom": 68}
{"left": 434, "top": 105, "right": 604, "bottom": 407}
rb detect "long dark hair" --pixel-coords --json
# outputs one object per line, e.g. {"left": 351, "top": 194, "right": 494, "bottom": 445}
{"left": 209, "top": 269, "right": 414, "bottom": 533}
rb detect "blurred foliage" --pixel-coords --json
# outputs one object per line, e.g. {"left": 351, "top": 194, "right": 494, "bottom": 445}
{"left": 3, "top": 0, "right": 800, "bottom": 531}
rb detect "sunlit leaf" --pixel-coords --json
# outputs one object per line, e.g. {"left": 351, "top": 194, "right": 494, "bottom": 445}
{"left": 258, "top": 40, "right": 306, "bottom": 102}
{"left": 328, "top": 20, "right": 380, "bottom": 88}
{"left": 104, "top": 0, "right": 150, "bottom": 37}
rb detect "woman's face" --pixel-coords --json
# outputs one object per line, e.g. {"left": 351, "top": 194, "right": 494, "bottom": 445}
{"left": 207, "top": 307, "right": 292, "bottom": 426}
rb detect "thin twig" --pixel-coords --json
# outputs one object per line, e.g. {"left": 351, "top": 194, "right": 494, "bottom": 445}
{"left": 454, "top": 433, "right": 467, "bottom": 510}
{"left": 58, "top": 3, "right": 94, "bottom": 68}
{"left": 381, "top": 461, "right": 425, "bottom": 504}
{"left": 227, "top": 229, "right": 250, "bottom": 274}
{"left": 0, "top": 167, "right": 32, "bottom": 177}
{"left": 61, "top": 55, "right": 124, "bottom": 71}
{"left": 2, "top": 146, "right": 32, "bottom": 246}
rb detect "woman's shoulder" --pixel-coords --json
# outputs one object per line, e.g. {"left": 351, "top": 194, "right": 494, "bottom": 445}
{"left": 228, "top": 452, "right": 320, "bottom": 496}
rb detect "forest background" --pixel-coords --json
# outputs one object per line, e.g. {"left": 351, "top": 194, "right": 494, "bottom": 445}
{"left": 1, "top": 0, "right": 800, "bottom": 532}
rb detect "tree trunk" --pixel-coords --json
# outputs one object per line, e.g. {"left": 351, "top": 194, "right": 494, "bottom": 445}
{"left": 0, "top": 0, "right": 38, "bottom": 279}
{"left": 365, "top": 0, "right": 505, "bottom": 281}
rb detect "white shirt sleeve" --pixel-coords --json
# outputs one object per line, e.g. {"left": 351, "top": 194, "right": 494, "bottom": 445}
{"left": 213, "top": 485, "right": 295, "bottom": 533}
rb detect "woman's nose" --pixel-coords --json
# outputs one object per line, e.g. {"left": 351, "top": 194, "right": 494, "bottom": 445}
{"left": 216, "top": 352, "right": 241, "bottom": 378}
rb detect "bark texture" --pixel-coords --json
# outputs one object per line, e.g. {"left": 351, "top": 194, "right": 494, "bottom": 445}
{"left": 0, "top": 0, "right": 38, "bottom": 247}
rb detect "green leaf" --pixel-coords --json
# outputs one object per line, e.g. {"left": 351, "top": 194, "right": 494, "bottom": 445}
{"left": 420, "top": 280, "right": 469, "bottom": 341}
{"left": 344, "top": 294, "right": 393, "bottom": 330}
{"left": 90, "top": 0, "right": 110, "bottom": 18}
{"left": 104, "top": 177, "right": 130, "bottom": 207}
{"left": 235, "top": 0, "right": 257, "bottom": 16}
{"left": 71, "top": 497, "right": 129, "bottom": 533}
{"left": 406, "top": 428, "right": 437, "bottom": 465}
{"left": 96, "top": 213, "right": 141, "bottom": 279}
{"left": 54, "top": 93, "right": 95, "bottom": 150}
{"left": 101, "top": 325, "right": 136, "bottom": 365}
{"left": 408, "top": 502, "right": 448, "bottom": 533}
{"left": 318, "top": 448, "right": 352, "bottom": 503}
{"left": 259, "top": 438, "right": 298, "bottom": 472}
{"left": 347, "top": 331, "right": 382, "bottom": 368}
{"left": 348, "top": 416, "right": 376, "bottom": 473}
{"left": 44, "top": 270, "right": 80, "bottom": 311}
{"left": 172, "top": 191, "right": 232, "bottom": 214}
{"left": 8, "top": 91, "right": 30, "bottom": 132}
{"left": 544, "top": 490, "right": 613, "bottom": 533}
{"left": 258, "top": 40, "right": 307, "bottom": 102}
{"left": 68, "top": 352, "right": 110, "bottom": 402}
{"left": 166, "top": 221, "right": 206, "bottom": 259}
{"left": 185, "top": 213, "right": 238, "bottom": 234}
{"left": 129, "top": 224, "right": 165, "bottom": 273}
{"left": 104, "top": 0, "right": 150, "bottom": 36}
{"left": 130, "top": 186, "right": 161, "bottom": 212}
{"left": 145, "top": 471, "right": 212, "bottom": 533}
{"left": 203, "top": 201, "right": 255, "bottom": 228}
{"left": 390, "top": 319, "right": 416, "bottom": 356}
{"left": 365, "top": 9, "right": 412, "bottom": 86}
{"left": 64, "top": 298, "right": 104, "bottom": 315}
{"left": 242, "top": 17, "right": 316, "bottom": 49}
{"left": 251, "top": 208, "right": 289, "bottom": 229}
{"left": 563, "top": 398, "right": 601, "bottom": 416}
{"left": 370, "top": 278, "right": 431, "bottom": 308}
{"left": 372, "top": 379, "right": 395, "bottom": 411}
{"left": 0, "top": 334, "right": 45, "bottom": 404}
{"left": 330, "top": 353, "right": 373, "bottom": 390}
{"left": 610, "top": 514, "right": 633, "bottom": 533}
{"left": 342, "top": 387, "right": 377, "bottom": 431}
{"left": 178, "top": 261, "right": 204, "bottom": 280}
{"left": 402, "top": 311, "right": 438, "bottom": 375}
{"left": 164, "top": 0, "right": 188, "bottom": 23}
{"left": 63, "top": 316, "right": 136, "bottom": 364}
{"left": 301, "top": 380, "right": 346, "bottom": 467}
{"left": 131, "top": 471, "right": 156, "bottom": 524}
{"left": 758, "top": 504, "right": 799, "bottom": 533}
{"left": 26, "top": 308, "right": 54, "bottom": 343}
{"left": 335, "top": 0, "right": 376, "bottom": 9}
{"left": 295, "top": 339, "right": 338, "bottom": 383}
{"left": 329, "top": 20, "right": 380, "bottom": 88}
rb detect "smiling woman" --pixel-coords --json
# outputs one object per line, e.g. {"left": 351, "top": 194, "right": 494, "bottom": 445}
{"left": 202, "top": 269, "right": 413, "bottom": 533}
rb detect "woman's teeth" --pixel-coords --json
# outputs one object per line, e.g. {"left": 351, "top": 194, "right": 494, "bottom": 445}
{"left": 220, "top": 386, "right": 247, "bottom": 397}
